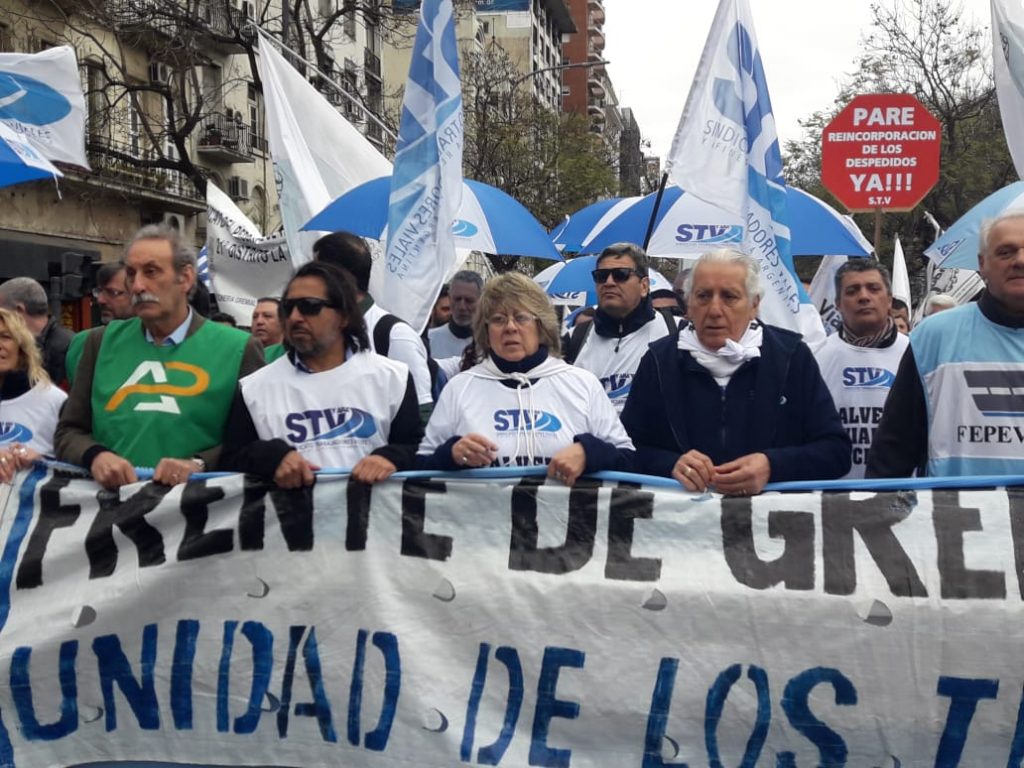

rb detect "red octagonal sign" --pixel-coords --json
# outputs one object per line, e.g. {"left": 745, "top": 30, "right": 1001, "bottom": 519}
{"left": 821, "top": 93, "right": 941, "bottom": 212}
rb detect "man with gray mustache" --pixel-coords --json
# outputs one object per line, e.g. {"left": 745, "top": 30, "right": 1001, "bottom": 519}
{"left": 54, "top": 224, "right": 264, "bottom": 490}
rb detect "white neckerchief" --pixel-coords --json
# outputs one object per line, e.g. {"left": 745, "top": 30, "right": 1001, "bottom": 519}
{"left": 677, "top": 323, "right": 763, "bottom": 386}
{"left": 471, "top": 355, "right": 569, "bottom": 464}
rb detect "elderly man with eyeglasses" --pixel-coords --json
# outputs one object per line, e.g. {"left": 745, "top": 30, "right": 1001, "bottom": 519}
{"left": 563, "top": 242, "right": 677, "bottom": 412}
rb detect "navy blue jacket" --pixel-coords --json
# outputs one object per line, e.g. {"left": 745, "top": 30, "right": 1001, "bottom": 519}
{"left": 620, "top": 325, "right": 851, "bottom": 482}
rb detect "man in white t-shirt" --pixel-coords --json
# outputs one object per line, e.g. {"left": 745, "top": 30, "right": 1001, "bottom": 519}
{"left": 428, "top": 270, "right": 482, "bottom": 360}
{"left": 816, "top": 259, "right": 908, "bottom": 478}
{"left": 566, "top": 243, "right": 675, "bottom": 412}
{"left": 221, "top": 261, "right": 422, "bottom": 486}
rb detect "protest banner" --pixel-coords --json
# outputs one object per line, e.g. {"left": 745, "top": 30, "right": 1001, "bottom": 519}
{"left": 1, "top": 468, "right": 1024, "bottom": 766}
{"left": 822, "top": 94, "right": 941, "bottom": 212}
{"left": 205, "top": 182, "right": 291, "bottom": 325}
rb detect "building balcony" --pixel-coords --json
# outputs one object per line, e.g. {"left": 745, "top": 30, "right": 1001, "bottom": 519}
{"left": 108, "top": 0, "right": 254, "bottom": 55}
{"left": 364, "top": 48, "right": 382, "bottom": 83}
{"left": 588, "top": 104, "right": 606, "bottom": 121}
{"left": 59, "top": 135, "right": 204, "bottom": 212}
{"left": 587, "top": 0, "right": 603, "bottom": 11}
{"left": 590, "top": 29, "right": 605, "bottom": 50}
{"left": 588, "top": 77, "right": 605, "bottom": 99}
{"left": 589, "top": 6, "right": 605, "bottom": 25}
{"left": 196, "top": 113, "right": 257, "bottom": 164}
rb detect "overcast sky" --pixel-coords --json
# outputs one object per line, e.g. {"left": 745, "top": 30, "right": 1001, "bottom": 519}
{"left": 602, "top": 0, "right": 993, "bottom": 161}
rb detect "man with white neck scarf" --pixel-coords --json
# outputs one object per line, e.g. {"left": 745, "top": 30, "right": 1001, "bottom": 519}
{"left": 621, "top": 249, "right": 850, "bottom": 496}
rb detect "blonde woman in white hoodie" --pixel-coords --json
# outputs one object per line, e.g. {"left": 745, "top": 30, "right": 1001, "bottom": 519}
{"left": 418, "top": 273, "right": 633, "bottom": 485}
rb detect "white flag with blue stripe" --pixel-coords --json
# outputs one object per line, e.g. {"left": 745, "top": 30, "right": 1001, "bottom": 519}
{"left": 383, "top": 0, "right": 464, "bottom": 333}
{"left": 665, "top": 0, "right": 825, "bottom": 348}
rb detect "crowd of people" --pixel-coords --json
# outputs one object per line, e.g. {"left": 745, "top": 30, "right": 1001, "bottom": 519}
{"left": 2, "top": 210, "right": 1023, "bottom": 494}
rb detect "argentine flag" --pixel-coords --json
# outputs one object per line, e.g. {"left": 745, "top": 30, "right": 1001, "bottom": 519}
{"left": 666, "top": 0, "right": 825, "bottom": 349}
{"left": 382, "top": 0, "right": 464, "bottom": 332}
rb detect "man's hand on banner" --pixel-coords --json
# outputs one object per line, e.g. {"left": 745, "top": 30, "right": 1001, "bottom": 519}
{"left": 154, "top": 457, "right": 200, "bottom": 486}
{"left": 274, "top": 450, "right": 319, "bottom": 489}
{"left": 712, "top": 453, "right": 771, "bottom": 497}
{"left": 90, "top": 452, "right": 138, "bottom": 490}
{"left": 548, "top": 443, "right": 586, "bottom": 486}
{"left": 352, "top": 455, "right": 398, "bottom": 484}
{"left": 672, "top": 450, "right": 715, "bottom": 493}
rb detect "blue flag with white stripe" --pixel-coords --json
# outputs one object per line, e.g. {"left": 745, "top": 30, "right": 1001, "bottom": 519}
{"left": 666, "top": 0, "right": 825, "bottom": 348}
{"left": 383, "top": 0, "right": 463, "bottom": 332}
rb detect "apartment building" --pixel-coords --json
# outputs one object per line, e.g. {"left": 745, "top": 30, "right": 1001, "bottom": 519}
{"left": 0, "top": 0, "right": 277, "bottom": 290}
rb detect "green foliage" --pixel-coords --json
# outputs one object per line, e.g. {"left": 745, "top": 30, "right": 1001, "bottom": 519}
{"left": 461, "top": 44, "right": 618, "bottom": 234}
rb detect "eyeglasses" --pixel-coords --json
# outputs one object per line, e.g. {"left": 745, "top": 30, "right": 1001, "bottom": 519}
{"left": 92, "top": 287, "right": 127, "bottom": 300}
{"left": 592, "top": 267, "right": 642, "bottom": 284}
{"left": 487, "top": 311, "right": 538, "bottom": 327}
{"left": 282, "top": 297, "right": 338, "bottom": 316}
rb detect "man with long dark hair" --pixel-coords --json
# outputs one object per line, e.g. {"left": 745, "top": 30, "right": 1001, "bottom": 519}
{"left": 221, "top": 261, "right": 422, "bottom": 487}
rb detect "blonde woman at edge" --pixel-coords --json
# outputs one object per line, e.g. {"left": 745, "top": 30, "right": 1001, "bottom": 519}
{"left": 0, "top": 307, "right": 67, "bottom": 483}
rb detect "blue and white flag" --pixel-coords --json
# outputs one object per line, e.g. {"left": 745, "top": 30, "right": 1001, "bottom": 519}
{"left": 993, "top": 0, "right": 1024, "bottom": 180}
{"left": 383, "top": 0, "right": 464, "bottom": 333}
{"left": 665, "top": 0, "right": 825, "bottom": 348}
{"left": 196, "top": 245, "right": 212, "bottom": 290}
{"left": 0, "top": 46, "right": 89, "bottom": 169}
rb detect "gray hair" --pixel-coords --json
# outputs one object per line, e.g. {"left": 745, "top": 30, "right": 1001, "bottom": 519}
{"left": 596, "top": 242, "right": 650, "bottom": 276}
{"left": 127, "top": 223, "right": 197, "bottom": 275}
{"left": 683, "top": 249, "right": 764, "bottom": 302}
{"left": 0, "top": 278, "right": 48, "bottom": 316}
{"left": 980, "top": 210, "right": 1024, "bottom": 255}
{"left": 450, "top": 270, "right": 484, "bottom": 293}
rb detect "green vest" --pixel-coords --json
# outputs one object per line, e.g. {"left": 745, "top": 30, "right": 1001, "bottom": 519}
{"left": 264, "top": 342, "right": 286, "bottom": 363}
{"left": 91, "top": 318, "right": 248, "bottom": 468}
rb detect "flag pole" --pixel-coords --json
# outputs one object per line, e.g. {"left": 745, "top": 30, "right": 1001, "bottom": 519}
{"left": 642, "top": 172, "right": 669, "bottom": 250}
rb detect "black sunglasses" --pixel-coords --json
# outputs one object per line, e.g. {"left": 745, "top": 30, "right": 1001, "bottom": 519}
{"left": 281, "top": 297, "right": 338, "bottom": 316}
{"left": 592, "top": 267, "right": 642, "bottom": 284}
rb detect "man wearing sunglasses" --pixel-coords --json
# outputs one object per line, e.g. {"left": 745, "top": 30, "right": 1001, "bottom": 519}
{"left": 55, "top": 224, "right": 264, "bottom": 490}
{"left": 221, "top": 261, "right": 422, "bottom": 487}
{"left": 565, "top": 243, "right": 676, "bottom": 413}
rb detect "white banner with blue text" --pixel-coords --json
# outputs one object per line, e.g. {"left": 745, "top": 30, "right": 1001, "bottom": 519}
{"left": 1, "top": 468, "right": 1023, "bottom": 767}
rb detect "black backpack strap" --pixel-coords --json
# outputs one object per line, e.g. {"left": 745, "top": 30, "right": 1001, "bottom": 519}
{"left": 655, "top": 307, "right": 679, "bottom": 336}
{"left": 372, "top": 313, "right": 402, "bottom": 357}
{"left": 563, "top": 320, "right": 593, "bottom": 365}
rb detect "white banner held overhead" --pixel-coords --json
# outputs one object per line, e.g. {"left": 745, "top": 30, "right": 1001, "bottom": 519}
{"left": 205, "top": 182, "right": 291, "bottom": 325}
{"left": 3, "top": 470, "right": 1024, "bottom": 765}
{"left": 993, "top": 0, "right": 1024, "bottom": 180}
{"left": 665, "top": 0, "right": 825, "bottom": 348}
{"left": 257, "top": 31, "right": 391, "bottom": 267}
{"left": 0, "top": 46, "right": 89, "bottom": 169}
